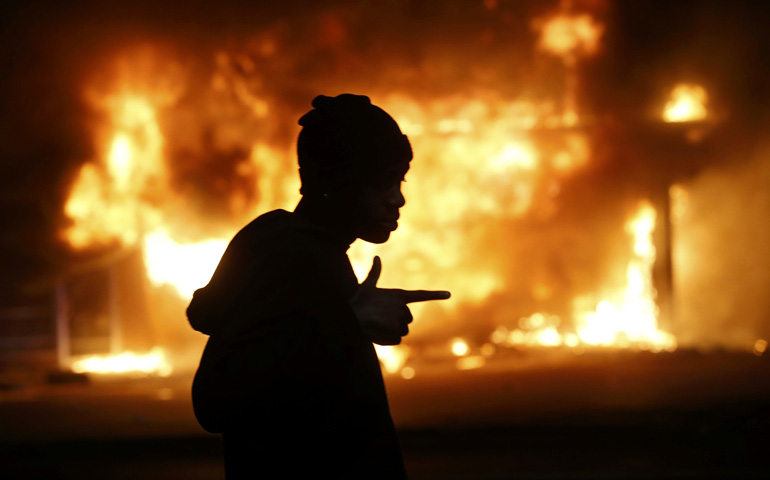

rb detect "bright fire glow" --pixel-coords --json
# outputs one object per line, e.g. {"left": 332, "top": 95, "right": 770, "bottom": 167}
{"left": 71, "top": 347, "right": 173, "bottom": 376}
{"left": 456, "top": 355, "right": 486, "bottom": 370}
{"left": 61, "top": 23, "right": 683, "bottom": 376}
{"left": 348, "top": 95, "right": 592, "bottom": 307}
{"left": 574, "top": 202, "right": 675, "bottom": 350}
{"left": 535, "top": 13, "right": 604, "bottom": 59}
{"left": 64, "top": 95, "right": 166, "bottom": 249}
{"left": 663, "top": 84, "right": 708, "bottom": 123}
{"left": 451, "top": 338, "right": 470, "bottom": 357}
{"left": 490, "top": 202, "right": 676, "bottom": 351}
{"left": 374, "top": 345, "right": 410, "bottom": 374}
{"left": 143, "top": 229, "right": 228, "bottom": 298}
{"left": 64, "top": 93, "right": 233, "bottom": 299}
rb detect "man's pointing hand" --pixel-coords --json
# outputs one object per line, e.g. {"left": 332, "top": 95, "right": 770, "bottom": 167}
{"left": 350, "top": 256, "right": 450, "bottom": 345}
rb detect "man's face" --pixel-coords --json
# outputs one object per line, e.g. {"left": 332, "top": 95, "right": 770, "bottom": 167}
{"left": 349, "top": 162, "right": 409, "bottom": 244}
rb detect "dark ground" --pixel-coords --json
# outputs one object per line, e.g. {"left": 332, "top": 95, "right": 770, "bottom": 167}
{"left": 1, "top": 350, "right": 769, "bottom": 479}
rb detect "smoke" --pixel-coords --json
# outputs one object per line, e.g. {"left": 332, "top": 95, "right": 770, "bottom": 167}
{"left": 673, "top": 138, "right": 770, "bottom": 350}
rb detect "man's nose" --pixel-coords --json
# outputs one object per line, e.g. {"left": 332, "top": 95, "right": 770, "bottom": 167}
{"left": 387, "top": 186, "right": 406, "bottom": 208}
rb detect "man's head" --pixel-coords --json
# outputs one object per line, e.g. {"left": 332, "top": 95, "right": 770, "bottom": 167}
{"left": 297, "top": 94, "right": 412, "bottom": 243}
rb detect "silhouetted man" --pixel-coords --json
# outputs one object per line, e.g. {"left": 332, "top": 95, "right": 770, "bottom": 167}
{"left": 187, "top": 94, "right": 450, "bottom": 479}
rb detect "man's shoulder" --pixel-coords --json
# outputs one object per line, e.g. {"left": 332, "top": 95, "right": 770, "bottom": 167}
{"left": 237, "top": 209, "right": 344, "bottom": 253}
{"left": 233, "top": 210, "right": 295, "bottom": 247}
{"left": 222, "top": 212, "right": 330, "bottom": 275}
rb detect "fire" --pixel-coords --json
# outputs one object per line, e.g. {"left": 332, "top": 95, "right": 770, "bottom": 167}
{"left": 64, "top": 92, "right": 232, "bottom": 297}
{"left": 108, "top": 134, "right": 133, "bottom": 190}
{"left": 536, "top": 13, "right": 604, "bottom": 59}
{"left": 143, "top": 228, "right": 228, "bottom": 298}
{"left": 574, "top": 202, "right": 676, "bottom": 350}
{"left": 663, "top": 84, "right": 708, "bottom": 123}
{"left": 348, "top": 94, "right": 592, "bottom": 308}
{"left": 59, "top": 10, "right": 689, "bottom": 379}
{"left": 490, "top": 202, "right": 676, "bottom": 352}
{"left": 374, "top": 345, "right": 410, "bottom": 374}
{"left": 64, "top": 94, "right": 167, "bottom": 249}
{"left": 450, "top": 338, "right": 470, "bottom": 357}
{"left": 71, "top": 347, "right": 173, "bottom": 377}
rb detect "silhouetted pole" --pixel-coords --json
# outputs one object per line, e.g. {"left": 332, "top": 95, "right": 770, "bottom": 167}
{"left": 54, "top": 280, "right": 70, "bottom": 370}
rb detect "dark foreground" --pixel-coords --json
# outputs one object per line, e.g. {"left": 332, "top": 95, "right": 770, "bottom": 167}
{"left": 1, "top": 350, "right": 769, "bottom": 479}
{"left": 2, "top": 410, "right": 769, "bottom": 480}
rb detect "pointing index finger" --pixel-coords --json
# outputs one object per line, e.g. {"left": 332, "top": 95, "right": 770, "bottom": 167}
{"left": 395, "top": 289, "right": 452, "bottom": 304}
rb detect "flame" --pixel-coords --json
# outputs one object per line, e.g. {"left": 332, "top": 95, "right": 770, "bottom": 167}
{"left": 663, "top": 84, "right": 708, "bottom": 123}
{"left": 348, "top": 95, "right": 592, "bottom": 308}
{"left": 374, "top": 344, "right": 410, "bottom": 374}
{"left": 61, "top": 23, "right": 683, "bottom": 371}
{"left": 490, "top": 202, "right": 676, "bottom": 351}
{"left": 450, "top": 338, "right": 470, "bottom": 357}
{"left": 573, "top": 202, "right": 675, "bottom": 350}
{"left": 64, "top": 95, "right": 166, "bottom": 248}
{"left": 143, "top": 228, "right": 228, "bottom": 298}
{"left": 64, "top": 86, "right": 674, "bottom": 363}
{"left": 71, "top": 347, "right": 173, "bottom": 376}
{"left": 64, "top": 92, "right": 232, "bottom": 298}
{"left": 535, "top": 12, "right": 604, "bottom": 60}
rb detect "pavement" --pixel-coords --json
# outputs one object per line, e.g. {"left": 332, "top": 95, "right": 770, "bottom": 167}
{"left": 1, "top": 349, "right": 769, "bottom": 479}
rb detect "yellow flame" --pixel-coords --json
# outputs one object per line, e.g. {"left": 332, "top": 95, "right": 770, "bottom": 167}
{"left": 64, "top": 54, "right": 679, "bottom": 364}
{"left": 663, "top": 84, "right": 708, "bottom": 123}
{"left": 574, "top": 202, "right": 676, "bottom": 350}
{"left": 493, "top": 142, "right": 538, "bottom": 171}
{"left": 71, "top": 347, "right": 173, "bottom": 376}
{"left": 108, "top": 134, "right": 133, "bottom": 190}
{"left": 143, "top": 228, "right": 229, "bottom": 299}
{"left": 64, "top": 95, "right": 166, "bottom": 249}
{"left": 63, "top": 93, "right": 237, "bottom": 300}
{"left": 374, "top": 344, "right": 410, "bottom": 374}
{"left": 346, "top": 95, "right": 591, "bottom": 308}
{"left": 536, "top": 13, "right": 604, "bottom": 59}
{"left": 490, "top": 202, "right": 676, "bottom": 352}
{"left": 451, "top": 338, "right": 470, "bottom": 357}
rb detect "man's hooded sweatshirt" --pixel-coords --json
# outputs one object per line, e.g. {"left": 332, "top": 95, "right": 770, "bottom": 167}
{"left": 188, "top": 209, "right": 407, "bottom": 479}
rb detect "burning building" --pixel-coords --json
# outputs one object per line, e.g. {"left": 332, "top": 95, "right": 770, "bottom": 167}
{"left": 2, "top": 1, "right": 770, "bottom": 478}
{"left": 1, "top": 0, "right": 769, "bottom": 401}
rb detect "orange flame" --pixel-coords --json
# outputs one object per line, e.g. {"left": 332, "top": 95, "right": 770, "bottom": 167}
{"left": 71, "top": 347, "right": 173, "bottom": 377}
{"left": 535, "top": 12, "right": 604, "bottom": 60}
{"left": 663, "top": 84, "right": 708, "bottom": 123}
{"left": 374, "top": 345, "right": 410, "bottom": 374}
{"left": 64, "top": 95, "right": 167, "bottom": 248}
{"left": 490, "top": 202, "right": 677, "bottom": 352}
{"left": 143, "top": 229, "right": 229, "bottom": 298}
